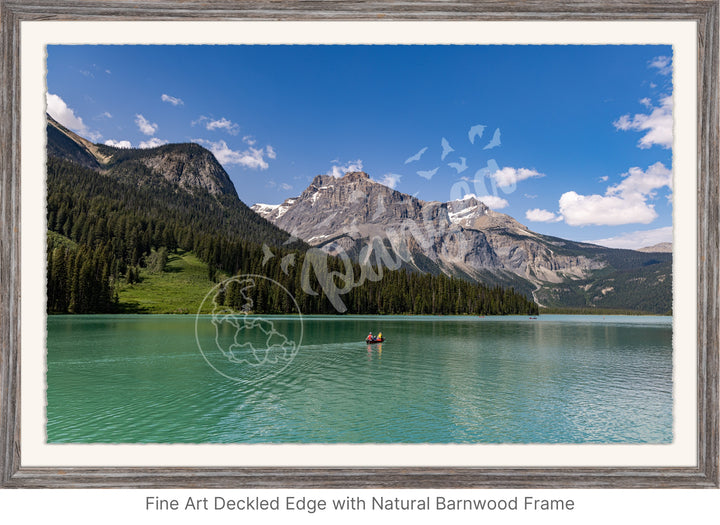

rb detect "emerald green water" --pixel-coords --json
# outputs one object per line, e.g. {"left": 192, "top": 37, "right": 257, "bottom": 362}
{"left": 46, "top": 315, "right": 672, "bottom": 443}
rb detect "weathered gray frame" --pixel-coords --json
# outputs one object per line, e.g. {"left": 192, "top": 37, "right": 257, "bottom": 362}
{"left": 0, "top": 0, "right": 717, "bottom": 488}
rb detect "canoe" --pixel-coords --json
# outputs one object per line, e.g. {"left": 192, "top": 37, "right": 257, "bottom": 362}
{"left": 366, "top": 338, "right": 385, "bottom": 344}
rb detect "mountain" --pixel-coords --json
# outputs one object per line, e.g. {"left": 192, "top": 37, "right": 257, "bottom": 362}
{"left": 637, "top": 242, "right": 672, "bottom": 253}
{"left": 47, "top": 115, "right": 238, "bottom": 198}
{"left": 253, "top": 171, "right": 672, "bottom": 313}
{"left": 255, "top": 171, "right": 496, "bottom": 271}
{"left": 46, "top": 114, "right": 303, "bottom": 252}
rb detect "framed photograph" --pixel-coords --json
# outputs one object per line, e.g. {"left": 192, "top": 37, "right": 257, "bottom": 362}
{"left": 1, "top": 1, "right": 717, "bottom": 488}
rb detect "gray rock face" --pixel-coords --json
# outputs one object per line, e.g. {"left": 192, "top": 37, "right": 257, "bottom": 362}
{"left": 135, "top": 144, "right": 238, "bottom": 198}
{"left": 252, "top": 171, "right": 605, "bottom": 286}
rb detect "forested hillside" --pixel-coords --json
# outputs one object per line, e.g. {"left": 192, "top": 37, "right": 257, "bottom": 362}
{"left": 46, "top": 155, "right": 538, "bottom": 316}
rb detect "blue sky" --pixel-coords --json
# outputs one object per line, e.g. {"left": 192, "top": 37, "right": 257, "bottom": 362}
{"left": 46, "top": 45, "right": 673, "bottom": 249}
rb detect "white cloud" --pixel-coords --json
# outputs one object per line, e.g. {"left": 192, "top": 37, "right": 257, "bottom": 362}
{"left": 104, "top": 139, "right": 132, "bottom": 149}
{"left": 584, "top": 226, "right": 673, "bottom": 250}
{"left": 266, "top": 145, "right": 276, "bottom": 159}
{"left": 139, "top": 138, "right": 169, "bottom": 149}
{"left": 525, "top": 208, "right": 561, "bottom": 223}
{"left": 161, "top": 94, "right": 184, "bottom": 106}
{"left": 47, "top": 93, "right": 89, "bottom": 134}
{"left": 607, "top": 162, "right": 673, "bottom": 198}
{"left": 194, "top": 115, "right": 239, "bottom": 135}
{"left": 559, "top": 192, "right": 657, "bottom": 226}
{"left": 135, "top": 114, "right": 158, "bottom": 136}
{"left": 489, "top": 167, "right": 544, "bottom": 188}
{"left": 558, "top": 162, "right": 672, "bottom": 226}
{"left": 96, "top": 111, "right": 112, "bottom": 119}
{"left": 193, "top": 138, "right": 271, "bottom": 170}
{"left": 649, "top": 55, "right": 672, "bottom": 76}
{"left": 614, "top": 95, "right": 673, "bottom": 149}
{"left": 475, "top": 195, "right": 509, "bottom": 209}
{"left": 377, "top": 173, "right": 401, "bottom": 189}
{"left": 280, "top": 183, "right": 292, "bottom": 191}
{"left": 327, "top": 159, "right": 363, "bottom": 178}
{"left": 206, "top": 118, "right": 239, "bottom": 135}
{"left": 243, "top": 135, "right": 257, "bottom": 145}
{"left": 598, "top": 175, "right": 609, "bottom": 182}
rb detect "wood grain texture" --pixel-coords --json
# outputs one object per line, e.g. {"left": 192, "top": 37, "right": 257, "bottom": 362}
{"left": 0, "top": 0, "right": 716, "bottom": 20}
{"left": 696, "top": 0, "right": 720, "bottom": 488}
{"left": 0, "top": 0, "right": 23, "bottom": 488}
{"left": 1, "top": 0, "right": 718, "bottom": 488}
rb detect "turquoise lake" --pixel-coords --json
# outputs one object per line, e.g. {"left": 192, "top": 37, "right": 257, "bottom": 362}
{"left": 46, "top": 314, "right": 673, "bottom": 443}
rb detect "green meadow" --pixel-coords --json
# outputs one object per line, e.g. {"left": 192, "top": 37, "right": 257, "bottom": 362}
{"left": 117, "top": 250, "right": 222, "bottom": 314}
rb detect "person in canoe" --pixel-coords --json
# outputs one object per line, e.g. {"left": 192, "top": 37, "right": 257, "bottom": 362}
{"left": 366, "top": 331, "right": 384, "bottom": 343}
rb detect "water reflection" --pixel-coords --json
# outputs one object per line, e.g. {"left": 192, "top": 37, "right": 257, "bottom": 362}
{"left": 366, "top": 342, "right": 383, "bottom": 358}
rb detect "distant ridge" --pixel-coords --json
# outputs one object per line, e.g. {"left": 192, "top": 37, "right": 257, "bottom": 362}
{"left": 636, "top": 242, "right": 672, "bottom": 253}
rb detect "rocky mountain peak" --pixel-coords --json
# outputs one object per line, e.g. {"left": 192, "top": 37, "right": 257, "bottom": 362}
{"left": 309, "top": 174, "right": 334, "bottom": 187}
{"left": 342, "top": 171, "right": 371, "bottom": 182}
{"left": 131, "top": 143, "right": 238, "bottom": 198}
{"left": 447, "top": 195, "right": 491, "bottom": 216}
{"left": 310, "top": 171, "right": 373, "bottom": 187}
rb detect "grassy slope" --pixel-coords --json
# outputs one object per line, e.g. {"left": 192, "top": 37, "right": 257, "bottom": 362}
{"left": 116, "top": 250, "right": 221, "bottom": 314}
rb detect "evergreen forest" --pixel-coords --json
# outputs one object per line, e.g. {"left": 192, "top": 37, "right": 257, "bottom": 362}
{"left": 46, "top": 156, "right": 539, "bottom": 316}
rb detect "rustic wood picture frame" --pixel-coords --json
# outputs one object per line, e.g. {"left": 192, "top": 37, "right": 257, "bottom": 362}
{"left": 1, "top": 0, "right": 717, "bottom": 488}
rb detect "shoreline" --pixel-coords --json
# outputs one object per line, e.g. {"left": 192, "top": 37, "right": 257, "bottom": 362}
{"left": 47, "top": 312, "right": 673, "bottom": 320}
